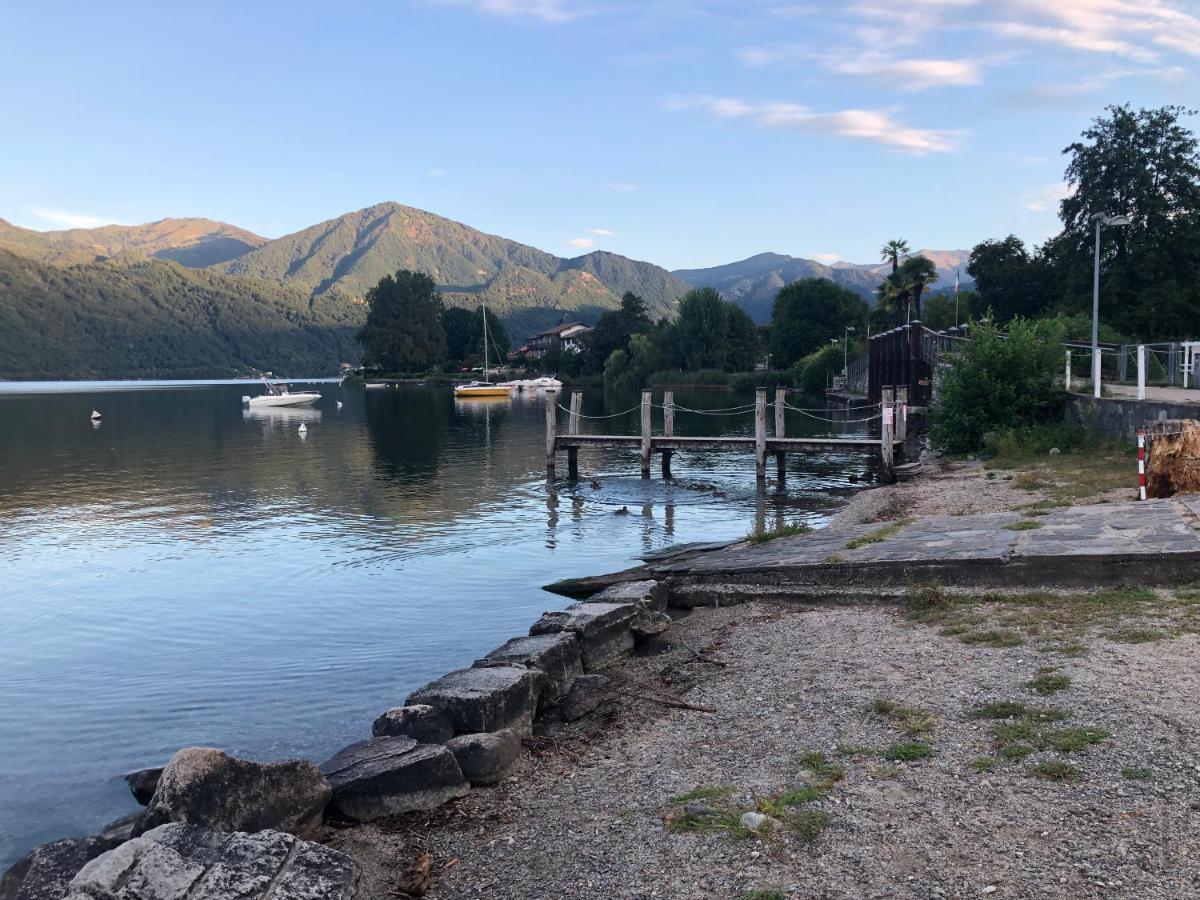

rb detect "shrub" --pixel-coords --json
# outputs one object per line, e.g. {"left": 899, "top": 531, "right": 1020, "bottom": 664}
{"left": 930, "top": 317, "right": 1065, "bottom": 453}
{"left": 792, "top": 342, "right": 846, "bottom": 397}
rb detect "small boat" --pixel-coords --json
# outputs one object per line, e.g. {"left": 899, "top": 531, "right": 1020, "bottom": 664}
{"left": 90, "top": 409, "right": 102, "bottom": 420}
{"left": 454, "top": 380, "right": 514, "bottom": 398}
{"left": 242, "top": 380, "right": 321, "bottom": 409}
{"left": 517, "top": 376, "right": 562, "bottom": 392}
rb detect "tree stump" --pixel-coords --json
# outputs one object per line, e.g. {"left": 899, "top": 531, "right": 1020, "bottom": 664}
{"left": 1146, "top": 419, "right": 1200, "bottom": 498}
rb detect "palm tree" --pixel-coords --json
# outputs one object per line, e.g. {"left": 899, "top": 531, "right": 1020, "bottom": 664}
{"left": 880, "top": 239, "right": 910, "bottom": 274}
{"left": 878, "top": 274, "right": 908, "bottom": 326}
{"left": 898, "top": 255, "right": 939, "bottom": 321}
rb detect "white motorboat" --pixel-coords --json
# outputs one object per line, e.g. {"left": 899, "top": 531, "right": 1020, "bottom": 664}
{"left": 242, "top": 381, "right": 321, "bottom": 409}
{"left": 516, "top": 376, "right": 562, "bottom": 391}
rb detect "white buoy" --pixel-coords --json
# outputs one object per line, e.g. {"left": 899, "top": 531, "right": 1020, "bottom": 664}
{"left": 336, "top": 401, "right": 343, "bottom": 409}
{"left": 90, "top": 410, "right": 102, "bottom": 420}
{"left": 298, "top": 423, "right": 307, "bottom": 434}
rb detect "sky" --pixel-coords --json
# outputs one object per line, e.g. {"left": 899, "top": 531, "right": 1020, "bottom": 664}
{"left": 1, "top": 0, "right": 1197, "bottom": 270}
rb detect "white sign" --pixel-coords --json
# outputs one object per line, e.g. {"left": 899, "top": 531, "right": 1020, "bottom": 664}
{"left": 883, "top": 407, "right": 894, "bottom": 426}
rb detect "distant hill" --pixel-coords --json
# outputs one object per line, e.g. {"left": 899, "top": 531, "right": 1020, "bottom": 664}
{"left": 675, "top": 249, "right": 973, "bottom": 323}
{"left": 0, "top": 217, "right": 266, "bottom": 268}
{"left": 215, "top": 202, "right": 687, "bottom": 338}
{"left": 0, "top": 249, "right": 358, "bottom": 379}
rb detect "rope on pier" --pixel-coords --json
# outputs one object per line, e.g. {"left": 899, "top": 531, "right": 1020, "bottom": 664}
{"left": 555, "top": 403, "right": 643, "bottom": 419}
{"left": 666, "top": 403, "right": 757, "bottom": 416}
{"left": 782, "top": 401, "right": 882, "bottom": 424}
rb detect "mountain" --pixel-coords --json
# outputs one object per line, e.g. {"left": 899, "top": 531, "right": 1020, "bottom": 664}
{"left": 0, "top": 249, "right": 359, "bottom": 379}
{"left": 674, "top": 249, "right": 973, "bottom": 323}
{"left": 0, "top": 217, "right": 267, "bottom": 268}
{"left": 215, "top": 203, "right": 687, "bottom": 338}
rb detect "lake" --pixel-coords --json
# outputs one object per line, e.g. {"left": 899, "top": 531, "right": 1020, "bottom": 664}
{"left": 0, "top": 379, "right": 878, "bottom": 868}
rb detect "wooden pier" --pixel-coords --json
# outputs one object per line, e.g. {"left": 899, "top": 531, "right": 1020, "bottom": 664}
{"left": 546, "top": 387, "right": 905, "bottom": 482}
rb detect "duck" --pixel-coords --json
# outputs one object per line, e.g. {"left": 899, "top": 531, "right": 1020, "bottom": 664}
{"left": 590, "top": 478, "right": 601, "bottom": 489}
{"left": 90, "top": 410, "right": 102, "bottom": 421}
{"left": 614, "top": 506, "right": 629, "bottom": 516}
{"left": 336, "top": 401, "right": 344, "bottom": 409}
{"left": 298, "top": 423, "right": 307, "bottom": 434}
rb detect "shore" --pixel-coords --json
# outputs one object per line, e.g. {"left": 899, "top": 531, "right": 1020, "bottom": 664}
{"left": 322, "top": 453, "right": 1200, "bottom": 899}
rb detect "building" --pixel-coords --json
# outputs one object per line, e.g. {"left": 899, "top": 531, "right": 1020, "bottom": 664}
{"left": 518, "top": 322, "right": 592, "bottom": 360}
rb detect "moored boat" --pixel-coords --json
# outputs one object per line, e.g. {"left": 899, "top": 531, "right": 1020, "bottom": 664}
{"left": 242, "top": 380, "right": 321, "bottom": 408}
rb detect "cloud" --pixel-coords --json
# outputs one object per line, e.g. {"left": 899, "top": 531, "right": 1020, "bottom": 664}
{"left": 605, "top": 181, "right": 637, "bottom": 193}
{"left": 588, "top": 228, "right": 616, "bottom": 236}
{"left": 665, "top": 95, "right": 960, "bottom": 154}
{"left": 826, "top": 55, "right": 984, "bottom": 90}
{"left": 29, "top": 206, "right": 125, "bottom": 230}
{"left": 1025, "top": 182, "right": 1075, "bottom": 211}
{"left": 427, "top": 168, "right": 447, "bottom": 177}
{"left": 423, "top": 0, "right": 582, "bottom": 24}
{"left": 813, "top": 252, "right": 842, "bottom": 263}
{"left": 990, "top": 0, "right": 1200, "bottom": 61}
{"left": 567, "top": 237, "right": 595, "bottom": 248}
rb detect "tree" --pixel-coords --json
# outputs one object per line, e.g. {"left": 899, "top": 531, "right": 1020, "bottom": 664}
{"left": 1052, "top": 104, "right": 1200, "bottom": 339}
{"left": 897, "top": 255, "right": 939, "bottom": 321}
{"left": 441, "top": 306, "right": 476, "bottom": 365}
{"left": 880, "top": 238, "right": 910, "bottom": 274}
{"left": 771, "top": 278, "right": 868, "bottom": 368}
{"left": 966, "top": 236, "right": 1054, "bottom": 324}
{"left": 659, "top": 287, "right": 754, "bottom": 372}
{"left": 921, "top": 293, "right": 959, "bottom": 332}
{"left": 586, "top": 292, "right": 653, "bottom": 370}
{"left": 357, "top": 270, "right": 447, "bottom": 373}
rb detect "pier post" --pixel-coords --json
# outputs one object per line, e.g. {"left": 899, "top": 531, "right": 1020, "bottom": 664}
{"left": 545, "top": 392, "right": 557, "bottom": 475}
{"left": 640, "top": 390, "right": 652, "bottom": 478}
{"left": 880, "top": 387, "right": 895, "bottom": 481}
{"left": 1065, "top": 349, "right": 1072, "bottom": 392}
{"left": 1136, "top": 345, "right": 1146, "bottom": 401}
{"left": 662, "top": 390, "right": 674, "bottom": 480}
{"left": 774, "top": 385, "right": 787, "bottom": 482}
{"left": 567, "top": 391, "right": 581, "bottom": 480}
{"left": 896, "top": 385, "right": 908, "bottom": 446}
{"left": 754, "top": 388, "right": 767, "bottom": 482}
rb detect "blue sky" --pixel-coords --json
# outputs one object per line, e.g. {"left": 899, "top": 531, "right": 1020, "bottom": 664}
{"left": 1, "top": 0, "right": 1196, "bottom": 269}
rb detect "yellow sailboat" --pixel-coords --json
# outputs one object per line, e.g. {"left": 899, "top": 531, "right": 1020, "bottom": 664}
{"left": 454, "top": 294, "right": 514, "bottom": 399}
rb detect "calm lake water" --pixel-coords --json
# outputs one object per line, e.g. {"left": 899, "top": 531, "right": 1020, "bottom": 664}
{"left": 0, "top": 380, "right": 878, "bottom": 868}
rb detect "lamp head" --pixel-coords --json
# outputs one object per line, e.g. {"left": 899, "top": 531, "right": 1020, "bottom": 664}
{"left": 1106, "top": 215, "right": 1131, "bottom": 227}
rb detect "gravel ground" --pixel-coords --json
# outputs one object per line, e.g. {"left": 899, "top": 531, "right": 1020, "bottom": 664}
{"left": 326, "top": 601, "right": 1200, "bottom": 899}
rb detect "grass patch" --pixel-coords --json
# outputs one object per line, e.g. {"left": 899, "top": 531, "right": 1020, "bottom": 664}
{"left": 670, "top": 785, "right": 735, "bottom": 804}
{"left": 835, "top": 743, "right": 875, "bottom": 757}
{"left": 757, "top": 786, "right": 825, "bottom": 817}
{"left": 786, "top": 809, "right": 832, "bottom": 843}
{"left": 1029, "top": 760, "right": 1084, "bottom": 782}
{"left": 748, "top": 521, "right": 812, "bottom": 544}
{"left": 971, "top": 701, "right": 1028, "bottom": 719}
{"left": 846, "top": 518, "right": 913, "bottom": 550}
{"left": 871, "top": 699, "right": 936, "bottom": 736}
{"left": 1106, "top": 627, "right": 1172, "bottom": 644}
{"left": 1025, "top": 673, "right": 1071, "bottom": 695}
{"left": 882, "top": 741, "right": 934, "bottom": 762}
{"left": 798, "top": 751, "right": 845, "bottom": 785}
{"left": 984, "top": 426, "right": 1132, "bottom": 503}
{"left": 1003, "top": 519, "right": 1043, "bottom": 531}
{"left": 959, "top": 629, "right": 1025, "bottom": 647}
{"left": 823, "top": 553, "right": 845, "bottom": 564}
{"left": 1047, "top": 726, "right": 1110, "bottom": 752}
{"left": 1121, "top": 766, "right": 1152, "bottom": 780}
{"left": 999, "top": 743, "right": 1035, "bottom": 760}
{"left": 971, "top": 756, "right": 998, "bottom": 773}
{"left": 666, "top": 808, "right": 756, "bottom": 839}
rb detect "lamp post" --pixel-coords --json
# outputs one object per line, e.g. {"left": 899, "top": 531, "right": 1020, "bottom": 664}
{"left": 843, "top": 326, "right": 855, "bottom": 375}
{"left": 1090, "top": 212, "right": 1131, "bottom": 398}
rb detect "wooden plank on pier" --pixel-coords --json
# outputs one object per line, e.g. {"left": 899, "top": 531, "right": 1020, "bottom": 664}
{"left": 555, "top": 434, "right": 898, "bottom": 452}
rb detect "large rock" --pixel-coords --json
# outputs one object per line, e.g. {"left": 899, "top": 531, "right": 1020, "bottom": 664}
{"left": 371, "top": 705, "right": 454, "bottom": 744}
{"left": 320, "top": 736, "right": 469, "bottom": 822}
{"left": 529, "top": 602, "right": 636, "bottom": 671}
{"left": 406, "top": 665, "right": 546, "bottom": 736}
{"left": 445, "top": 730, "right": 521, "bottom": 786}
{"left": 63, "top": 823, "right": 357, "bottom": 899}
{"left": 123, "top": 766, "right": 163, "bottom": 806}
{"left": 558, "top": 674, "right": 611, "bottom": 722}
{"left": 137, "top": 747, "right": 331, "bottom": 839}
{"left": 473, "top": 632, "right": 582, "bottom": 705}
{"left": 588, "top": 579, "right": 669, "bottom": 613}
{"left": 1, "top": 834, "right": 124, "bottom": 900}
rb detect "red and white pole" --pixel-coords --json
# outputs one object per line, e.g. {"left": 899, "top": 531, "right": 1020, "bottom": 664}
{"left": 1137, "top": 427, "right": 1147, "bottom": 501}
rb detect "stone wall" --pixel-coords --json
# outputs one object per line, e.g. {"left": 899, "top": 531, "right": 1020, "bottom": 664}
{"left": 1067, "top": 394, "right": 1200, "bottom": 442}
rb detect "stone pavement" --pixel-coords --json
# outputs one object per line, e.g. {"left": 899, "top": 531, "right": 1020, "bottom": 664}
{"left": 571, "top": 499, "right": 1200, "bottom": 603}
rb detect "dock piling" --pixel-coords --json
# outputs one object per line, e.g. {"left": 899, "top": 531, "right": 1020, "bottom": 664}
{"left": 662, "top": 391, "right": 674, "bottom": 480}
{"left": 754, "top": 388, "right": 767, "bottom": 482}
{"left": 774, "top": 386, "right": 787, "bottom": 482}
{"left": 880, "top": 387, "right": 895, "bottom": 480}
{"left": 896, "top": 385, "right": 908, "bottom": 447}
{"left": 567, "top": 390, "right": 582, "bottom": 480}
{"left": 545, "top": 392, "right": 557, "bottom": 474}
{"left": 640, "top": 390, "right": 652, "bottom": 478}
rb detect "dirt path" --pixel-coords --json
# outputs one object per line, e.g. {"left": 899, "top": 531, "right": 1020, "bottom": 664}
{"left": 327, "top": 600, "right": 1200, "bottom": 899}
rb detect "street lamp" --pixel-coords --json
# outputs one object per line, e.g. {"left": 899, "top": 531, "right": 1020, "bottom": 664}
{"left": 843, "top": 326, "right": 856, "bottom": 375}
{"left": 1090, "top": 212, "right": 1131, "bottom": 398}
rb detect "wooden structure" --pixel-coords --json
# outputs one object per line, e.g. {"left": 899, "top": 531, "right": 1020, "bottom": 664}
{"left": 549, "top": 388, "right": 903, "bottom": 482}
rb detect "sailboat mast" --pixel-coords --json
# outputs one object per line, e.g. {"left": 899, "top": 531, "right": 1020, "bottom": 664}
{"left": 482, "top": 296, "right": 490, "bottom": 384}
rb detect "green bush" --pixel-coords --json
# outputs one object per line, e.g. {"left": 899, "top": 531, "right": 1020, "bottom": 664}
{"left": 729, "top": 369, "right": 795, "bottom": 391}
{"left": 645, "top": 368, "right": 731, "bottom": 387}
{"left": 930, "top": 317, "right": 1065, "bottom": 453}
{"left": 792, "top": 343, "right": 846, "bottom": 397}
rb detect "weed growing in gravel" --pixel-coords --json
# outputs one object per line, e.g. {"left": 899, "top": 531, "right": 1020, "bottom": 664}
{"left": 787, "top": 810, "right": 832, "bottom": 842}
{"left": 1025, "top": 672, "right": 1071, "bottom": 694}
{"left": 1047, "top": 726, "right": 1110, "bottom": 752}
{"left": 748, "top": 521, "right": 812, "bottom": 544}
{"left": 1003, "top": 520, "right": 1044, "bottom": 531}
{"left": 990, "top": 718, "right": 1108, "bottom": 761}
{"left": 1030, "top": 761, "right": 1084, "bottom": 782}
{"left": 667, "top": 809, "right": 757, "bottom": 839}
{"left": 758, "top": 786, "right": 825, "bottom": 816}
{"left": 798, "top": 752, "right": 845, "bottom": 786}
{"left": 845, "top": 518, "right": 913, "bottom": 550}
{"left": 873, "top": 763, "right": 901, "bottom": 778}
{"left": 823, "top": 553, "right": 845, "bottom": 564}
{"left": 871, "top": 699, "right": 937, "bottom": 736}
{"left": 670, "top": 785, "right": 735, "bottom": 804}
{"left": 882, "top": 742, "right": 934, "bottom": 762}
{"left": 999, "top": 743, "right": 1035, "bottom": 760}
{"left": 971, "top": 701, "right": 1068, "bottom": 722}
{"left": 742, "top": 890, "right": 786, "bottom": 900}
{"left": 971, "top": 756, "right": 998, "bottom": 773}
{"left": 835, "top": 743, "right": 875, "bottom": 757}
{"left": 1121, "top": 767, "right": 1152, "bottom": 780}
{"left": 1106, "top": 627, "right": 1172, "bottom": 643}
{"left": 958, "top": 629, "right": 1025, "bottom": 647}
